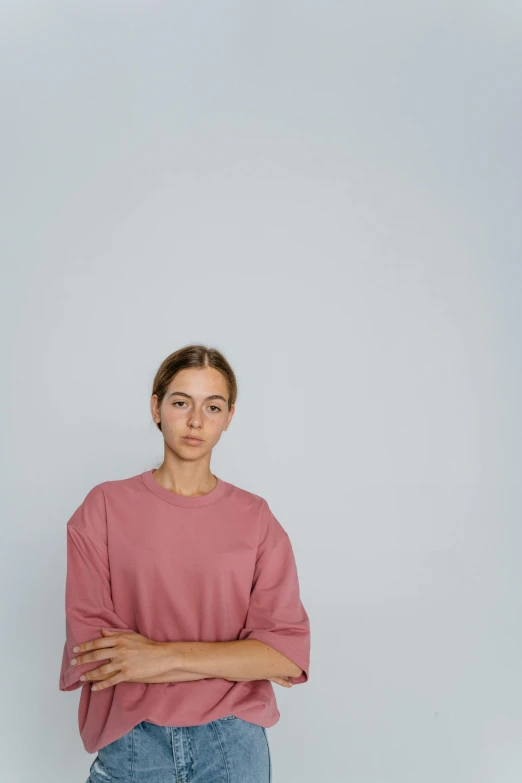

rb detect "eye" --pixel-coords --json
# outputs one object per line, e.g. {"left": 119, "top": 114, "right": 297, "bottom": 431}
{"left": 171, "top": 401, "right": 221, "bottom": 412}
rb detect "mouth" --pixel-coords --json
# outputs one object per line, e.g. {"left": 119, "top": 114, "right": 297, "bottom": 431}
{"left": 182, "top": 436, "right": 204, "bottom": 444}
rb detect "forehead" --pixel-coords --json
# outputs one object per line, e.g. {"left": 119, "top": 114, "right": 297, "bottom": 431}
{"left": 166, "top": 367, "right": 229, "bottom": 396}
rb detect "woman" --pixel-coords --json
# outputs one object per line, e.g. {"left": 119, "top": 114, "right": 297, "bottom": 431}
{"left": 59, "top": 343, "right": 311, "bottom": 783}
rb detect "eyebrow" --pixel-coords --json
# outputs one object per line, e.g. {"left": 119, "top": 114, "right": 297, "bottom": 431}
{"left": 167, "top": 391, "right": 228, "bottom": 403}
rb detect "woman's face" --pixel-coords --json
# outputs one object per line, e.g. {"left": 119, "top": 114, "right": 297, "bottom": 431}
{"left": 151, "top": 366, "right": 234, "bottom": 459}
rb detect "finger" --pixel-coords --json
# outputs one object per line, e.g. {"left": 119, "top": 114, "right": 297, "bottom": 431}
{"left": 72, "top": 636, "right": 124, "bottom": 656}
{"left": 71, "top": 649, "right": 117, "bottom": 666}
{"left": 91, "top": 672, "right": 126, "bottom": 691}
{"left": 270, "top": 676, "right": 293, "bottom": 687}
{"left": 79, "top": 664, "right": 119, "bottom": 683}
{"left": 92, "top": 671, "right": 116, "bottom": 681}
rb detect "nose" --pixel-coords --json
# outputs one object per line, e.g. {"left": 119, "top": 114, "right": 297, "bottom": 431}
{"left": 187, "top": 410, "right": 202, "bottom": 428}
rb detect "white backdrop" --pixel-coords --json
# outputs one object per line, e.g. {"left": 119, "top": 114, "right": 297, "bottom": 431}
{"left": 1, "top": 2, "right": 521, "bottom": 782}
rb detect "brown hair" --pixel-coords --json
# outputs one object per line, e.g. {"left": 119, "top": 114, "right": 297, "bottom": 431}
{"left": 151, "top": 344, "right": 237, "bottom": 433}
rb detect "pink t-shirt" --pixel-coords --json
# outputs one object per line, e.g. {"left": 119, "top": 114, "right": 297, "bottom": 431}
{"left": 59, "top": 469, "right": 311, "bottom": 753}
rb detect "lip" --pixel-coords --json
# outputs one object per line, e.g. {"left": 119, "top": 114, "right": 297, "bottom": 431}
{"left": 182, "top": 436, "right": 203, "bottom": 444}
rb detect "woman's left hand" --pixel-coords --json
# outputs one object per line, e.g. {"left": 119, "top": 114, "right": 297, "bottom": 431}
{"left": 69, "top": 628, "right": 177, "bottom": 691}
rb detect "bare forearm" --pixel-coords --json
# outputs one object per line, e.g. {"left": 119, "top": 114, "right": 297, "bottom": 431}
{"left": 135, "top": 669, "right": 210, "bottom": 683}
{"left": 133, "top": 660, "right": 249, "bottom": 684}
{"left": 167, "top": 639, "right": 302, "bottom": 681}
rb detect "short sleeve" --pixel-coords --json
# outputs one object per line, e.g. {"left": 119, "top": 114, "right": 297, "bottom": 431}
{"left": 238, "top": 502, "right": 310, "bottom": 685}
{"left": 58, "top": 485, "right": 137, "bottom": 691}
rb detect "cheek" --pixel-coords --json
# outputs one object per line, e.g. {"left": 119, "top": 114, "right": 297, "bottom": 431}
{"left": 165, "top": 407, "right": 186, "bottom": 420}
{"left": 203, "top": 413, "right": 225, "bottom": 431}
{"left": 206, "top": 425, "right": 225, "bottom": 444}
{"left": 161, "top": 410, "right": 187, "bottom": 432}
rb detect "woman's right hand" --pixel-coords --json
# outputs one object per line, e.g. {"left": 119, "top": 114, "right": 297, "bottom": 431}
{"left": 268, "top": 676, "right": 293, "bottom": 688}
{"left": 224, "top": 676, "right": 293, "bottom": 688}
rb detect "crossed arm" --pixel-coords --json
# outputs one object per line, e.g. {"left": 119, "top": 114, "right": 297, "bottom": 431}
{"left": 136, "top": 639, "right": 302, "bottom": 683}
{"left": 66, "top": 630, "right": 303, "bottom": 692}
{"left": 61, "top": 512, "right": 309, "bottom": 694}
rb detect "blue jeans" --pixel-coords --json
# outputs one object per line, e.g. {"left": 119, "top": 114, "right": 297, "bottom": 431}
{"left": 86, "top": 716, "right": 272, "bottom": 783}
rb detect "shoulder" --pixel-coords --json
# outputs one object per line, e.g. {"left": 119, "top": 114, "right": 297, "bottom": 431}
{"left": 66, "top": 471, "right": 144, "bottom": 538}
{"left": 66, "top": 482, "right": 107, "bottom": 542}
{"left": 222, "top": 479, "right": 289, "bottom": 549}
{"left": 218, "top": 478, "right": 266, "bottom": 512}
{"left": 211, "top": 477, "right": 288, "bottom": 546}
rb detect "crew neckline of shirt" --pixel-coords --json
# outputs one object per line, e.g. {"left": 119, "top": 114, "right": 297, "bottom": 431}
{"left": 140, "top": 468, "right": 228, "bottom": 508}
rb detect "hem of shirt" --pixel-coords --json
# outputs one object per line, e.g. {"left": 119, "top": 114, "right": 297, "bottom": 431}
{"left": 60, "top": 665, "right": 85, "bottom": 691}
